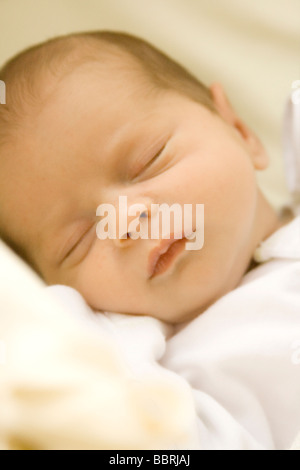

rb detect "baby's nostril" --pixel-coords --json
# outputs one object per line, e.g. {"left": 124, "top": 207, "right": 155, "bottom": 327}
{"left": 139, "top": 210, "right": 148, "bottom": 220}
{"left": 120, "top": 232, "right": 131, "bottom": 240}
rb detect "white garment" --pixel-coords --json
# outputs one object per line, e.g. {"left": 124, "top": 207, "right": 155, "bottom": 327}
{"left": 160, "top": 214, "right": 300, "bottom": 450}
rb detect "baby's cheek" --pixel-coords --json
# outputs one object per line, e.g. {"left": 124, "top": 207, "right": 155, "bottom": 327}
{"left": 219, "top": 147, "right": 257, "bottom": 210}
{"left": 71, "top": 247, "right": 122, "bottom": 311}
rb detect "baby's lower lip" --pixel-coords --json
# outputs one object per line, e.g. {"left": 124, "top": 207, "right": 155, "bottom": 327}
{"left": 150, "top": 238, "right": 187, "bottom": 279}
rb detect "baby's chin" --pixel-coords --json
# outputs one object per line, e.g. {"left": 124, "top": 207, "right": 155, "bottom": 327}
{"left": 153, "top": 302, "right": 211, "bottom": 325}
{"left": 172, "top": 309, "right": 204, "bottom": 325}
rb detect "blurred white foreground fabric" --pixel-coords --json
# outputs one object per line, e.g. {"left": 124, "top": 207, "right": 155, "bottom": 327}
{"left": 0, "top": 242, "right": 200, "bottom": 450}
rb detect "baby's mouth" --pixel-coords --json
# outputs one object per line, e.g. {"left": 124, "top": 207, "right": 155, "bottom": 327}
{"left": 148, "top": 236, "right": 188, "bottom": 279}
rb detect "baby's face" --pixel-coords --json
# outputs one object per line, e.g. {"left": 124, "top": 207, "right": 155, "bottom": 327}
{"left": 1, "top": 63, "right": 268, "bottom": 323}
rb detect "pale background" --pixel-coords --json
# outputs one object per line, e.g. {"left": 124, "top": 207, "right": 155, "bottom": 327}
{"left": 0, "top": 0, "right": 299, "bottom": 209}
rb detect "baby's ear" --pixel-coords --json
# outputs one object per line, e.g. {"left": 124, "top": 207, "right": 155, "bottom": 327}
{"left": 209, "top": 82, "right": 269, "bottom": 170}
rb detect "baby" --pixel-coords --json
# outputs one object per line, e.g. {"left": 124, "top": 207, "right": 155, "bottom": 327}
{"left": 1, "top": 31, "right": 300, "bottom": 450}
{"left": 0, "top": 30, "right": 295, "bottom": 325}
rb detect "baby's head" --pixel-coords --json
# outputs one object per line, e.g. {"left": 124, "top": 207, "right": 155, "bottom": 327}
{"left": 0, "top": 31, "right": 280, "bottom": 323}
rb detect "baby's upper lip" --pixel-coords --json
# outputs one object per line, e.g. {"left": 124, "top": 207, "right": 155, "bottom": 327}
{"left": 147, "top": 233, "right": 185, "bottom": 279}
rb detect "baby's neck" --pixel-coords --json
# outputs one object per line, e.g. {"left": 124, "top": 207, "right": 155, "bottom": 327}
{"left": 277, "top": 206, "right": 295, "bottom": 230}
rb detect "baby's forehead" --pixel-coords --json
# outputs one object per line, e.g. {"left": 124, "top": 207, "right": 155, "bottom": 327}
{"left": 32, "top": 64, "right": 162, "bottom": 160}
{"left": 37, "top": 57, "right": 156, "bottom": 131}
{"left": 52, "top": 48, "right": 149, "bottom": 94}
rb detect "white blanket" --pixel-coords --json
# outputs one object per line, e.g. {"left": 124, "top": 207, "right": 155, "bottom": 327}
{"left": 0, "top": 243, "right": 201, "bottom": 450}
{"left": 161, "top": 253, "right": 300, "bottom": 449}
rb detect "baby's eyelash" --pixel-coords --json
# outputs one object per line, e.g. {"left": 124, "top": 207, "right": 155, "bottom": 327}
{"left": 63, "top": 224, "right": 96, "bottom": 263}
{"left": 132, "top": 145, "right": 166, "bottom": 180}
{"left": 142, "top": 146, "right": 165, "bottom": 173}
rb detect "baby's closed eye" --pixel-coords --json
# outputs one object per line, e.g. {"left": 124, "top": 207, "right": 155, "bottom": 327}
{"left": 61, "top": 223, "right": 97, "bottom": 266}
{"left": 129, "top": 136, "right": 172, "bottom": 183}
